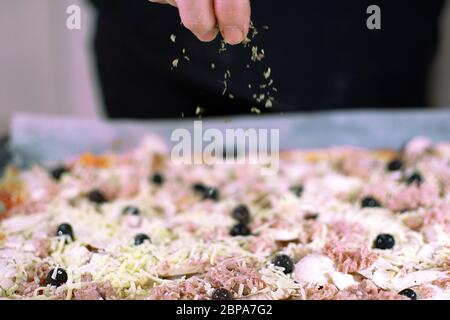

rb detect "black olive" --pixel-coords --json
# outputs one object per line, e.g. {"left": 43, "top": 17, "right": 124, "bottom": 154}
{"left": 373, "top": 234, "right": 395, "bottom": 250}
{"left": 203, "top": 187, "right": 219, "bottom": 201}
{"left": 304, "top": 213, "right": 319, "bottom": 220}
{"left": 150, "top": 173, "right": 165, "bottom": 186}
{"left": 50, "top": 166, "right": 69, "bottom": 181}
{"left": 230, "top": 223, "right": 251, "bottom": 236}
{"left": 361, "top": 196, "right": 382, "bottom": 208}
{"left": 46, "top": 268, "right": 68, "bottom": 287}
{"left": 134, "top": 233, "right": 151, "bottom": 246}
{"left": 406, "top": 172, "right": 423, "bottom": 186}
{"left": 193, "top": 183, "right": 207, "bottom": 193}
{"left": 290, "top": 185, "right": 304, "bottom": 198}
{"left": 398, "top": 288, "right": 417, "bottom": 300}
{"left": 193, "top": 183, "right": 219, "bottom": 201}
{"left": 88, "top": 190, "right": 108, "bottom": 204}
{"left": 56, "top": 223, "right": 74, "bottom": 241}
{"left": 122, "top": 206, "right": 140, "bottom": 216}
{"left": 232, "top": 205, "right": 251, "bottom": 224}
{"left": 272, "top": 254, "right": 295, "bottom": 274}
{"left": 211, "top": 288, "right": 233, "bottom": 300}
{"left": 387, "top": 159, "right": 403, "bottom": 172}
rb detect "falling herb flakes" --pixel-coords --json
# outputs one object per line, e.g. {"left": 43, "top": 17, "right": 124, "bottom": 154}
{"left": 249, "top": 21, "right": 259, "bottom": 40}
{"left": 219, "top": 79, "right": 228, "bottom": 96}
{"left": 219, "top": 40, "right": 227, "bottom": 53}
{"left": 169, "top": 22, "right": 277, "bottom": 115}
{"left": 195, "top": 106, "right": 205, "bottom": 117}
{"left": 250, "top": 46, "right": 265, "bottom": 62}
{"left": 216, "top": 22, "right": 276, "bottom": 113}
{"left": 263, "top": 67, "right": 271, "bottom": 80}
{"left": 251, "top": 107, "right": 261, "bottom": 114}
{"left": 182, "top": 48, "right": 190, "bottom": 61}
{"left": 169, "top": 36, "right": 190, "bottom": 69}
{"left": 219, "top": 70, "right": 233, "bottom": 96}
{"left": 254, "top": 93, "right": 265, "bottom": 102}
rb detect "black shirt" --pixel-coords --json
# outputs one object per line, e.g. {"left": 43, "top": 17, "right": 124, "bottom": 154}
{"left": 90, "top": 0, "right": 446, "bottom": 119}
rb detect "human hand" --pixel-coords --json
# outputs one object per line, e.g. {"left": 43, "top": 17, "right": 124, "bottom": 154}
{"left": 149, "top": 0, "right": 251, "bottom": 45}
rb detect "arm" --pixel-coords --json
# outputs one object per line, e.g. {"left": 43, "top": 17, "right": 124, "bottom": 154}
{"left": 148, "top": 0, "right": 251, "bottom": 45}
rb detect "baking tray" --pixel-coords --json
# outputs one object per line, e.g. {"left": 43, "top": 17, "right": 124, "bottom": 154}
{"left": 5, "top": 109, "right": 450, "bottom": 169}
{"left": 0, "top": 136, "right": 11, "bottom": 176}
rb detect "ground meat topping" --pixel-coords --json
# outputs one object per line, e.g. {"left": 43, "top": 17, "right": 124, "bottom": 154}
{"left": 204, "top": 258, "right": 266, "bottom": 296}
{"left": 323, "top": 240, "right": 378, "bottom": 274}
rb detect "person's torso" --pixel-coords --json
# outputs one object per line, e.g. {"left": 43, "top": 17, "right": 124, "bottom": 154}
{"left": 91, "top": 0, "right": 445, "bottom": 116}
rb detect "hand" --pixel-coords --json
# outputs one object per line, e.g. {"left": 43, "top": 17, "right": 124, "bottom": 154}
{"left": 149, "top": 0, "right": 251, "bottom": 45}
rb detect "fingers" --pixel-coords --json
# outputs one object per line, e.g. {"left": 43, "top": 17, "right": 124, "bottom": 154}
{"left": 149, "top": 0, "right": 177, "bottom": 7}
{"left": 149, "top": 0, "right": 251, "bottom": 45}
{"left": 176, "top": 0, "right": 218, "bottom": 42}
{"left": 214, "top": 0, "right": 251, "bottom": 45}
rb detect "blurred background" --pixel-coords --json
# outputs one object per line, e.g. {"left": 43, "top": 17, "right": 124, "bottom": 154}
{"left": 0, "top": 0, "right": 101, "bottom": 136}
{"left": 0, "top": 0, "right": 449, "bottom": 136}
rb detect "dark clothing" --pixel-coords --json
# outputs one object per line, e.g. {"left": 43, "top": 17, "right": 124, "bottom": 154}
{"left": 90, "top": 0, "right": 446, "bottom": 119}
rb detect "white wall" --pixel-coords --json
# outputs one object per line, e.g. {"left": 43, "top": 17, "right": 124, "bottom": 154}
{"left": 0, "top": 0, "right": 101, "bottom": 136}
{"left": 0, "top": 1, "right": 449, "bottom": 136}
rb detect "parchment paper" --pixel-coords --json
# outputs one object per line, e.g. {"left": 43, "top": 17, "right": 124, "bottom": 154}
{"left": 8, "top": 110, "right": 450, "bottom": 167}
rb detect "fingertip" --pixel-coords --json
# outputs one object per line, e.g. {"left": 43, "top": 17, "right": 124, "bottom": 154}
{"left": 197, "top": 28, "right": 219, "bottom": 42}
{"left": 221, "top": 26, "right": 245, "bottom": 45}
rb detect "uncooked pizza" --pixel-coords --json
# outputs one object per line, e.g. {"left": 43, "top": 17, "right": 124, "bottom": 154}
{"left": 0, "top": 136, "right": 449, "bottom": 300}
